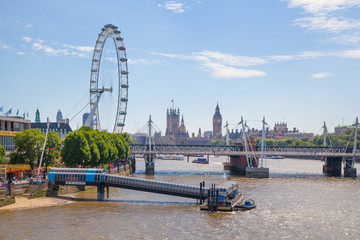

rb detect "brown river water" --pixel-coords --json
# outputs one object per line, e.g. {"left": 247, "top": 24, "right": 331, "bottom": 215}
{"left": 0, "top": 157, "right": 359, "bottom": 240}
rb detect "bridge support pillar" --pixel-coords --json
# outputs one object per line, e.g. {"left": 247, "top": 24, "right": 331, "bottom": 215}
{"left": 344, "top": 158, "right": 357, "bottom": 177}
{"left": 145, "top": 154, "right": 155, "bottom": 175}
{"left": 323, "top": 157, "right": 342, "bottom": 176}
{"left": 47, "top": 182, "right": 59, "bottom": 197}
{"left": 97, "top": 184, "right": 105, "bottom": 201}
{"left": 227, "top": 155, "right": 247, "bottom": 175}
{"left": 245, "top": 167, "right": 269, "bottom": 178}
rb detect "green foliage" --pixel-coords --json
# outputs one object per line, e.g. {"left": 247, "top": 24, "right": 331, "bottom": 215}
{"left": 211, "top": 139, "right": 221, "bottom": 145}
{"left": 254, "top": 129, "right": 360, "bottom": 149}
{"left": 61, "top": 131, "right": 91, "bottom": 167}
{"left": 81, "top": 131, "right": 100, "bottom": 167}
{"left": 9, "top": 152, "right": 26, "bottom": 164}
{"left": 42, "top": 131, "right": 61, "bottom": 170}
{"left": 121, "top": 132, "right": 134, "bottom": 145}
{"left": 0, "top": 144, "right": 6, "bottom": 164}
{"left": 11, "top": 129, "right": 44, "bottom": 169}
{"left": 61, "top": 128, "right": 131, "bottom": 167}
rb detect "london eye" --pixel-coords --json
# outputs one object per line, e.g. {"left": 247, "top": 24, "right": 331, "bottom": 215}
{"left": 87, "top": 23, "right": 129, "bottom": 133}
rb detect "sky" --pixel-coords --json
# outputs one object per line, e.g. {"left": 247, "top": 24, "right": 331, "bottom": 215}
{"left": 1, "top": 0, "right": 360, "bottom": 135}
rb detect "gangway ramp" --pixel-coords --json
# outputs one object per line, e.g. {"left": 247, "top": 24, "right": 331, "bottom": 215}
{"left": 48, "top": 168, "right": 209, "bottom": 200}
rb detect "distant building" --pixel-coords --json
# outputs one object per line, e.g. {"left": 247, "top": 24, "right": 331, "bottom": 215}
{"left": 203, "top": 131, "right": 212, "bottom": 139}
{"left": 334, "top": 125, "right": 358, "bottom": 135}
{"left": 212, "top": 103, "right": 222, "bottom": 140}
{"left": 35, "top": 108, "right": 41, "bottom": 123}
{"left": 0, "top": 116, "right": 31, "bottom": 151}
{"left": 31, "top": 109, "right": 72, "bottom": 140}
{"left": 56, "top": 110, "right": 63, "bottom": 122}
{"left": 82, "top": 113, "right": 90, "bottom": 126}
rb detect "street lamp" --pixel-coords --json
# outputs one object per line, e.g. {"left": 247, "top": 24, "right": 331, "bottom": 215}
{"left": 82, "top": 160, "right": 85, "bottom": 168}
{"left": 8, "top": 166, "right": 12, "bottom": 184}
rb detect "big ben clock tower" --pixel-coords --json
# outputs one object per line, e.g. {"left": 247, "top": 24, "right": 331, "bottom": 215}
{"left": 212, "top": 103, "right": 222, "bottom": 140}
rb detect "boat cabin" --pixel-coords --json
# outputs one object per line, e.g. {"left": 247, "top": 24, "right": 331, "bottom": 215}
{"left": 216, "top": 181, "right": 239, "bottom": 206}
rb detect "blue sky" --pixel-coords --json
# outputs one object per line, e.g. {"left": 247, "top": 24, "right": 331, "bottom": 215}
{"left": 1, "top": 0, "right": 360, "bottom": 135}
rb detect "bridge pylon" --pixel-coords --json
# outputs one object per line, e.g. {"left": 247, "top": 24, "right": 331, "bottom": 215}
{"left": 145, "top": 115, "right": 155, "bottom": 174}
{"left": 344, "top": 117, "right": 358, "bottom": 177}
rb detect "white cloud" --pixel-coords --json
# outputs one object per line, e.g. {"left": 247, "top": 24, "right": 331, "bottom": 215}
{"left": 268, "top": 51, "right": 323, "bottom": 61}
{"left": 21, "top": 37, "right": 93, "bottom": 58}
{"left": 294, "top": 16, "right": 360, "bottom": 33}
{"left": 22, "top": 36, "right": 32, "bottom": 42}
{"left": 311, "top": 72, "right": 332, "bottom": 78}
{"left": 201, "top": 62, "right": 266, "bottom": 78}
{"left": 197, "top": 50, "right": 268, "bottom": 67}
{"left": 17, "top": 51, "right": 26, "bottom": 55}
{"left": 24, "top": 24, "right": 33, "bottom": 28}
{"left": 286, "top": 0, "right": 360, "bottom": 45}
{"left": 0, "top": 40, "right": 10, "bottom": 49}
{"left": 158, "top": 1, "right": 188, "bottom": 14}
{"left": 287, "top": 0, "right": 360, "bottom": 14}
{"left": 151, "top": 50, "right": 267, "bottom": 79}
{"left": 128, "top": 58, "right": 162, "bottom": 65}
{"left": 335, "top": 49, "right": 360, "bottom": 58}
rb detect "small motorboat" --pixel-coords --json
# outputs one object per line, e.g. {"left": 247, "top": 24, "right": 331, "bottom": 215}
{"left": 236, "top": 199, "right": 256, "bottom": 210}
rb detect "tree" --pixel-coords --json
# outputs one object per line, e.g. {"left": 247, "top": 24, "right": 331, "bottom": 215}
{"left": 211, "top": 139, "right": 221, "bottom": 145}
{"left": 92, "top": 131, "right": 109, "bottom": 165}
{"left": 81, "top": 130, "right": 100, "bottom": 167}
{"left": 11, "top": 129, "right": 44, "bottom": 169}
{"left": 61, "top": 131, "right": 91, "bottom": 167}
{"left": 111, "top": 134, "right": 126, "bottom": 160}
{"left": 0, "top": 144, "right": 5, "bottom": 164}
{"left": 42, "top": 131, "right": 61, "bottom": 171}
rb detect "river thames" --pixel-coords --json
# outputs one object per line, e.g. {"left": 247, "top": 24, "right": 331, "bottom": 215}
{"left": 0, "top": 157, "right": 359, "bottom": 239}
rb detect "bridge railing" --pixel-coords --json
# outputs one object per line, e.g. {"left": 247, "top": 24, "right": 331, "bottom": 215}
{"left": 129, "top": 144, "right": 351, "bottom": 154}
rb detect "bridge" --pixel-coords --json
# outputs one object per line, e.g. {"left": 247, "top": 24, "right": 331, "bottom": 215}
{"left": 48, "top": 168, "right": 209, "bottom": 201}
{"left": 129, "top": 144, "right": 360, "bottom": 158}
{"left": 130, "top": 116, "right": 359, "bottom": 177}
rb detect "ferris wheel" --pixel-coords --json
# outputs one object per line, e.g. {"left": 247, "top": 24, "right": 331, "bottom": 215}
{"left": 88, "top": 24, "right": 129, "bottom": 133}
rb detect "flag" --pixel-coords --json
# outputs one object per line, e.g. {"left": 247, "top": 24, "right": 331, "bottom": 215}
{"left": 0, "top": 106, "right": 3, "bottom": 112}
{"left": 23, "top": 112, "right": 25, "bottom": 118}
{"left": 26, "top": 112, "right": 29, "bottom": 117}
{"left": 16, "top": 109, "right": 19, "bottom": 116}
{"left": 5, "top": 108, "right": 12, "bottom": 116}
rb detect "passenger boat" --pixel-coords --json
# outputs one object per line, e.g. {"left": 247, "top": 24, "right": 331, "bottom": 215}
{"left": 200, "top": 181, "right": 245, "bottom": 211}
{"left": 192, "top": 158, "right": 209, "bottom": 164}
{"left": 235, "top": 199, "right": 256, "bottom": 210}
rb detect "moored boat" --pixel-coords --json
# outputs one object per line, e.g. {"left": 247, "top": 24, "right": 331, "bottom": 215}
{"left": 192, "top": 158, "right": 209, "bottom": 164}
{"left": 235, "top": 199, "right": 256, "bottom": 210}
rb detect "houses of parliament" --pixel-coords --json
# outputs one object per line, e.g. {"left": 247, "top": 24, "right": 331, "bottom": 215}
{"left": 164, "top": 103, "right": 222, "bottom": 145}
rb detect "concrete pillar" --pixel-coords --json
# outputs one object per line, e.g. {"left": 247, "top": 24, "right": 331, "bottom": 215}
{"left": 7, "top": 183, "right": 14, "bottom": 196}
{"left": 47, "top": 182, "right": 59, "bottom": 197}
{"left": 245, "top": 167, "right": 269, "bottom": 178}
{"left": 227, "top": 155, "right": 247, "bottom": 175}
{"left": 323, "top": 157, "right": 342, "bottom": 176}
{"left": 344, "top": 158, "right": 357, "bottom": 177}
{"left": 344, "top": 167, "right": 357, "bottom": 177}
{"left": 145, "top": 154, "right": 155, "bottom": 174}
{"left": 97, "top": 184, "right": 105, "bottom": 201}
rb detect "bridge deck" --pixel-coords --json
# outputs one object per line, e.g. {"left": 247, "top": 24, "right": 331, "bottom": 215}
{"left": 49, "top": 171, "right": 208, "bottom": 200}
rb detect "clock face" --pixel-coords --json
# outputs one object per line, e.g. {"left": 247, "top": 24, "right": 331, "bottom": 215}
{"left": 217, "top": 119, "right": 220, "bottom": 123}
